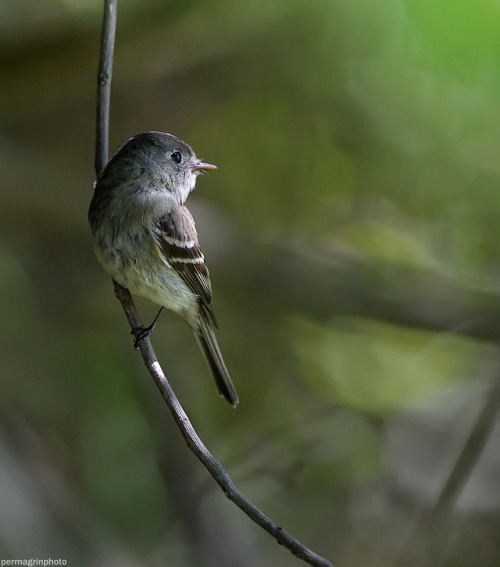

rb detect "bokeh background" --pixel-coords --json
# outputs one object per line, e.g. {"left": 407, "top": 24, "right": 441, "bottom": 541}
{"left": 1, "top": 1, "right": 500, "bottom": 566}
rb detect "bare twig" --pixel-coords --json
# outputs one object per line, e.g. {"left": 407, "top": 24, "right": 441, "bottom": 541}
{"left": 393, "top": 363, "right": 500, "bottom": 567}
{"left": 94, "top": 2, "right": 333, "bottom": 566}
{"left": 95, "top": 0, "right": 117, "bottom": 174}
{"left": 434, "top": 373, "right": 500, "bottom": 515}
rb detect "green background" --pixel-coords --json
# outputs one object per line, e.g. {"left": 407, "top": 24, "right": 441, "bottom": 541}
{"left": 1, "top": 1, "right": 500, "bottom": 565}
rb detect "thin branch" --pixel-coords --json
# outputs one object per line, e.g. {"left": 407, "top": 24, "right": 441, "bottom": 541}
{"left": 393, "top": 361, "right": 500, "bottom": 567}
{"left": 113, "top": 285, "right": 333, "bottom": 567}
{"left": 95, "top": 0, "right": 117, "bottom": 174}
{"left": 94, "top": 2, "right": 333, "bottom": 566}
{"left": 434, "top": 373, "right": 500, "bottom": 514}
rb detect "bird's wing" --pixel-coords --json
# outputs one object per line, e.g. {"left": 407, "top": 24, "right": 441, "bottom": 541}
{"left": 152, "top": 205, "right": 214, "bottom": 317}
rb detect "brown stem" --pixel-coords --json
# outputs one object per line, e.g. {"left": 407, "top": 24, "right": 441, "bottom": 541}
{"left": 94, "top": 2, "right": 333, "bottom": 566}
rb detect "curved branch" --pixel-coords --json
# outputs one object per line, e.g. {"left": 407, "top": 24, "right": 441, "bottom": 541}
{"left": 94, "top": 2, "right": 333, "bottom": 566}
{"left": 114, "top": 282, "right": 333, "bottom": 567}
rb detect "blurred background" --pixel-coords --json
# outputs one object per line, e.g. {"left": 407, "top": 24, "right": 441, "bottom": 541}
{"left": 1, "top": 0, "right": 500, "bottom": 565}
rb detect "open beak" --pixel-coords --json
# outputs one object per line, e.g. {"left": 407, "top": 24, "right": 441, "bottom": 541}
{"left": 192, "top": 159, "right": 217, "bottom": 172}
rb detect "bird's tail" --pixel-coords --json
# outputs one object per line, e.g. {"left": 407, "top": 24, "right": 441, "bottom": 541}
{"left": 195, "top": 314, "right": 239, "bottom": 407}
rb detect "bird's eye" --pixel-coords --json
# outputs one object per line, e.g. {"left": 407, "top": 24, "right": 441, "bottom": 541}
{"left": 170, "top": 151, "right": 182, "bottom": 164}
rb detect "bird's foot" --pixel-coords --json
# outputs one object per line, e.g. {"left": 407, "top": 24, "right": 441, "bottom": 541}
{"left": 131, "top": 325, "right": 153, "bottom": 350}
{"left": 131, "top": 307, "right": 164, "bottom": 350}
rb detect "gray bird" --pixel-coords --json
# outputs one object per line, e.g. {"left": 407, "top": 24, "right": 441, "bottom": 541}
{"left": 89, "top": 131, "right": 238, "bottom": 407}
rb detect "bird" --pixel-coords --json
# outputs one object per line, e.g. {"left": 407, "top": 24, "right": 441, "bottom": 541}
{"left": 89, "top": 131, "right": 238, "bottom": 407}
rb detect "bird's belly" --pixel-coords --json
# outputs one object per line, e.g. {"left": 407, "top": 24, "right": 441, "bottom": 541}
{"left": 121, "top": 262, "right": 196, "bottom": 315}
{"left": 94, "top": 229, "right": 196, "bottom": 316}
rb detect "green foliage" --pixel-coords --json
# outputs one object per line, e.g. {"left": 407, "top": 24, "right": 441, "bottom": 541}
{"left": 2, "top": 0, "right": 500, "bottom": 565}
{"left": 292, "top": 317, "right": 476, "bottom": 414}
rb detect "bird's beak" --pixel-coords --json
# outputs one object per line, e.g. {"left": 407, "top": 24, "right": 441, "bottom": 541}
{"left": 192, "top": 159, "right": 217, "bottom": 172}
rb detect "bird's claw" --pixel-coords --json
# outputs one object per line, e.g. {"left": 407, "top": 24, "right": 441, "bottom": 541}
{"left": 130, "top": 307, "right": 164, "bottom": 350}
{"left": 131, "top": 325, "right": 152, "bottom": 350}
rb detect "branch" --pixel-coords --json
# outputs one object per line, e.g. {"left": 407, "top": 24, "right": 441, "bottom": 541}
{"left": 392, "top": 361, "right": 500, "bottom": 567}
{"left": 434, "top": 371, "right": 500, "bottom": 514}
{"left": 95, "top": 0, "right": 117, "bottom": 174}
{"left": 225, "top": 239, "right": 500, "bottom": 344}
{"left": 95, "top": 2, "right": 333, "bottom": 566}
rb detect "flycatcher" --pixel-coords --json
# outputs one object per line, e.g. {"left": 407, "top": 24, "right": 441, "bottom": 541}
{"left": 89, "top": 131, "right": 239, "bottom": 407}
